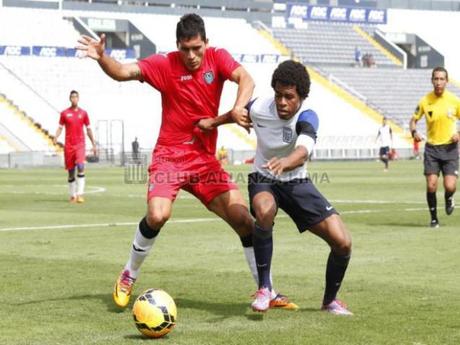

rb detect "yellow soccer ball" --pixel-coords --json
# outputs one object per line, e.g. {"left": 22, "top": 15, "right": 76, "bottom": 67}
{"left": 132, "top": 288, "right": 177, "bottom": 338}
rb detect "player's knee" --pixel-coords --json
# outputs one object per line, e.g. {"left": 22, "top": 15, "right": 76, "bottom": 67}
{"left": 146, "top": 211, "right": 170, "bottom": 229}
{"left": 76, "top": 163, "right": 85, "bottom": 173}
{"left": 333, "top": 236, "right": 352, "bottom": 256}
{"left": 253, "top": 200, "right": 276, "bottom": 226}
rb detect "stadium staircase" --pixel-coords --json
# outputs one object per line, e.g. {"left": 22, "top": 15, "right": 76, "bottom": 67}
{"left": 272, "top": 22, "right": 399, "bottom": 67}
{"left": 0, "top": 93, "right": 59, "bottom": 152}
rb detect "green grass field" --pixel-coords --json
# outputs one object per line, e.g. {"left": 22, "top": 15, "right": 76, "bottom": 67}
{"left": 1, "top": 160, "right": 459, "bottom": 345}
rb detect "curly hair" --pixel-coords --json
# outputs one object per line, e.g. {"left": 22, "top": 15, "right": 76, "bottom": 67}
{"left": 176, "top": 13, "right": 207, "bottom": 42}
{"left": 271, "top": 60, "right": 310, "bottom": 99}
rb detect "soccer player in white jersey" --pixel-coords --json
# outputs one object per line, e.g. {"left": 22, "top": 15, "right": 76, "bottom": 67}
{"left": 246, "top": 60, "right": 353, "bottom": 315}
{"left": 376, "top": 117, "right": 393, "bottom": 172}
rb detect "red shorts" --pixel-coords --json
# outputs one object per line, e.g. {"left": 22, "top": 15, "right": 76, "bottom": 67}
{"left": 147, "top": 144, "right": 237, "bottom": 205}
{"left": 64, "top": 144, "right": 85, "bottom": 170}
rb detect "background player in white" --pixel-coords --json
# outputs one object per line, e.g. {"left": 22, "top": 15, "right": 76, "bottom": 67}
{"left": 376, "top": 117, "right": 393, "bottom": 172}
{"left": 245, "top": 60, "right": 353, "bottom": 315}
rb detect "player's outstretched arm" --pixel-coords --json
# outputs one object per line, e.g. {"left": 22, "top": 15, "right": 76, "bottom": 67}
{"left": 229, "top": 66, "right": 254, "bottom": 130}
{"left": 196, "top": 110, "right": 251, "bottom": 133}
{"left": 76, "top": 34, "right": 141, "bottom": 82}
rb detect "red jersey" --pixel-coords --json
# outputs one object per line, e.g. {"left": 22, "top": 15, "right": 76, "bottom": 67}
{"left": 138, "top": 47, "right": 240, "bottom": 154}
{"left": 59, "top": 107, "right": 90, "bottom": 146}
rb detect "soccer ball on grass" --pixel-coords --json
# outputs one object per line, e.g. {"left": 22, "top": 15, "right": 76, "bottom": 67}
{"left": 132, "top": 288, "right": 177, "bottom": 338}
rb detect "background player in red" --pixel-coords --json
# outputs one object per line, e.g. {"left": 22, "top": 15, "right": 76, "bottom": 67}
{"left": 76, "top": 13, "right": 297, "bottom": 310}
{"left": 53, "top": 90, "right": 97, "bottom": 203}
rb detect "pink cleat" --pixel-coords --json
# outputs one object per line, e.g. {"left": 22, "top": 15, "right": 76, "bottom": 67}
{"left": 251, "top": 287, "right": 271, "bottom": 312}
{"left": 321, "top": 299, "right": 353, "bottom": 316}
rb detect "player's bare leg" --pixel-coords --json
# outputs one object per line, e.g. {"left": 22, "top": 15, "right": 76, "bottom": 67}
{"left": 113, "top": 197, "right": 171, "bottom": 308}
{"left": 209, "top": 189, "right": 298, "bottom": 310}
{"left": 309, "top": 214, "right": 353, "bottom": 315}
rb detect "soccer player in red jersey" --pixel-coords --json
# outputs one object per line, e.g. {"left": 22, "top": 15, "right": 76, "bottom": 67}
{"left": 77, "top": 13, "right": 297, "bottom": 310}
{"left": 54, "top": 90, "right": 97, "bottom": 203}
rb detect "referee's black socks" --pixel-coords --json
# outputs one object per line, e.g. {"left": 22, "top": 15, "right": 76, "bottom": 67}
{"left": 426, "top": 192, "right": 438, "bottom": 220}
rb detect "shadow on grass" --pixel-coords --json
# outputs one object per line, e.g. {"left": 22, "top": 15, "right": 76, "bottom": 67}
{"left": 176, "top": 297, "right": 259, "bottom": 322}
{"left": 11, "top": 293, "right": 126, "bottom": 313}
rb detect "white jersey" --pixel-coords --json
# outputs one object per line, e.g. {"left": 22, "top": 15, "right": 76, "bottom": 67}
{"left": 377, "top": 124, "right": 392, "bottom": 147}
{"left": 248, "top": 96, "right": 319, "bottom": 182}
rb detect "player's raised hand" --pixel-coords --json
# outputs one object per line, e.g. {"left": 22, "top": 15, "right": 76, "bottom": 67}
{"left": 76, "top": 34, "right": 106, "bottom": 60}
{"left": 231, "top": 106, "right": 251, "bottom": 133}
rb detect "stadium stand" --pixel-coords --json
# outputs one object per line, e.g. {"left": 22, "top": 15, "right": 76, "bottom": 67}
{"left": 273, "top": 22, "right": 398, "bottom": 67}
{"left": 6, "top": 3, "right": 459, "bottom": 162}
{"left": 323, "top": 67, "right": 460, "bottom": 131}
{"left": 0, "top": 7, "right": 79, "bottom": 47}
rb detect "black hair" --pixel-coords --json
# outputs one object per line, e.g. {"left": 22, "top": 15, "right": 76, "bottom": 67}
{"left": 432, "top": 66, "right": 448, "bottom": 81}
{"left": 176, "top": 13, "right": 206, "bottom": 42}
{"left": 271, "top": 60, "right": 310, "bottom": 99}
{"left": 69, "top": 90, "right": 79, "bottom": 97}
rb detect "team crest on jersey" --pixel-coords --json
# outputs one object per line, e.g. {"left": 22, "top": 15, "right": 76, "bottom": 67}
{"left": 282, "top": 127, "right": 293, "bottom": 143}
{"left": 203, "top": 71, "right": 214, "bottom": 84}
{"left": 447, "top": 108, "right": 455, "bottom": 119}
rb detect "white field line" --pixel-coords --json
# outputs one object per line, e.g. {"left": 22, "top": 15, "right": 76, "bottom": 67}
{"left": 0, "top": 208, "right": 428, "bottom": 233}
{"left": 2, "top": 185, "right": 106, "bottom": 195}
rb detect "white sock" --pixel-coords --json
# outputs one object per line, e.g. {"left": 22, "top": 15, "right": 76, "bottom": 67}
{"left": 68, "top": 180, "right": 76, "bottom": 198}
{"left": 125, "top": 225, "right": 156, "bottom": 279}
{"left": 243, "top": 246, "right": 276, "bottom": 297}
{"left": 77, "top": 175, "right": 85, "bottom": 196}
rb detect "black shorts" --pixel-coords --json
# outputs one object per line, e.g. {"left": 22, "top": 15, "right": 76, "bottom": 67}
{"left": 379, "top": 146, "right": 390, "bottom": 156}
{"left": 423, "top": 142, "right": 459, "bottom": 177}
{"left": 248, "top": 172, "right": 338, "bottom": 233}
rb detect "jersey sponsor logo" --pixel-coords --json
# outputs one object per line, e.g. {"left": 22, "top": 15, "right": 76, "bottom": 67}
{"left": 203, "top": 71, "right": 214, "bottom": 84}
{"left": 282, "top": 127, "right": 293, "bottom": 143}
{"left": 66, "top": 113, "right": 72, "bottom": 117}
{"left": 180, "top": 75, "right": 192, "bottom": 81}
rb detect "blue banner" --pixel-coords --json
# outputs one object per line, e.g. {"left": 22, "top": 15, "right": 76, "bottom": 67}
{"left": 0, "top": 46, "right": 31, "bottom": 56}
{"left": 287, "top": 4, "right": 387, "bottom": 24}
{"left": 0, "top": 45, "right": 136, "bottom": 59}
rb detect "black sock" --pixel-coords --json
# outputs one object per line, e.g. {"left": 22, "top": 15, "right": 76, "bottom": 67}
{"left": 323, "top": 252, "right": 350, "bottom": 306}
{"left": 239, "top": 233, "right": 253, "bottom": 248}
{"left": 384, "top": 159, "right": 388, "bottom": 169}
{"left": 426, "top": 192, "right": 437, "bottom": 220}
{"left": 139, "top": 217, "right": 160, "bottom": 239}
{"left": 253, "top": 224, "right": 273, "bottom": 290}
{"left": 445, "top": 191, "right": 454, "bottom": 202}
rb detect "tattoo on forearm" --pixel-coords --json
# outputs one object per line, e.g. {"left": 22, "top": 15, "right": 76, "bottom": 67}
{"left": 129, "top": 69, "right": 141, "bottom": 78}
